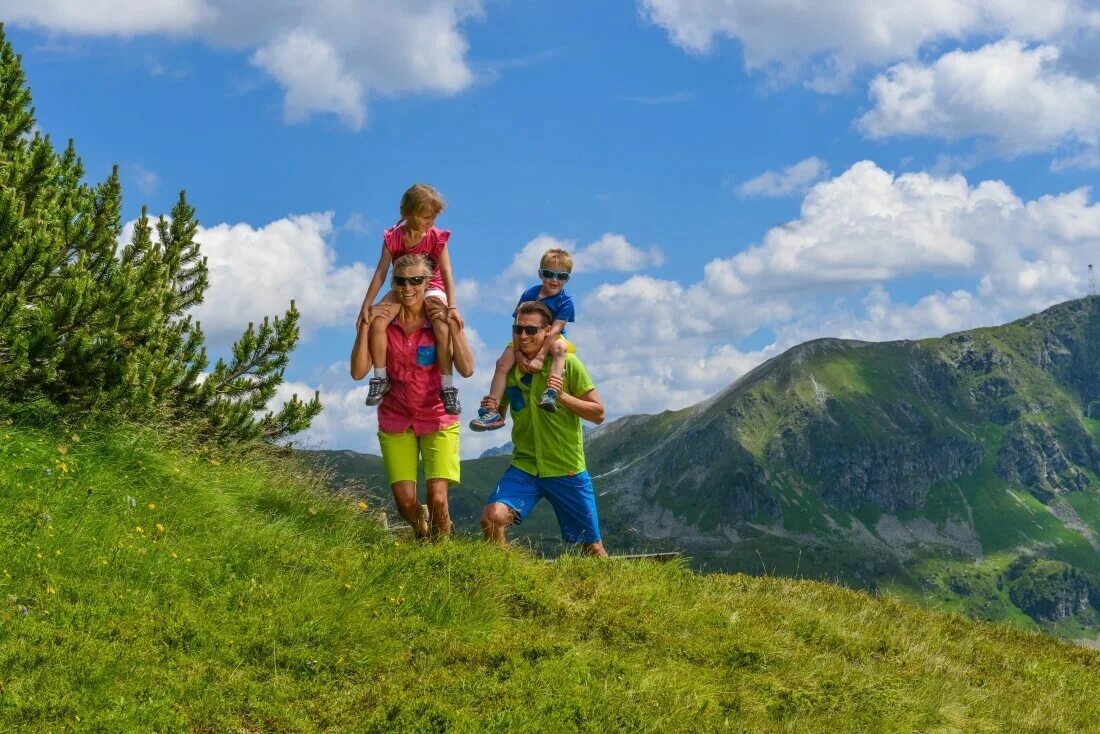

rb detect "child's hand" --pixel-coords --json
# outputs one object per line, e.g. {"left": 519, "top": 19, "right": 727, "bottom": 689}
{"left": 527, "top": 356, "right": 544, "bottom": 373}
{"left": 356, "top": 305, "right": 371, "bottom": 330}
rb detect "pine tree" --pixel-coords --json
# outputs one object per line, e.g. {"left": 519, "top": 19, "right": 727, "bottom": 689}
{"left": 0, "top": 24, "right": 322, "bottom": 445}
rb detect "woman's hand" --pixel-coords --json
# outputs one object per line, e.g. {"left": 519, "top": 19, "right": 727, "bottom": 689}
{"left": 446, "top": 306, "right": 464, "bottom": 331}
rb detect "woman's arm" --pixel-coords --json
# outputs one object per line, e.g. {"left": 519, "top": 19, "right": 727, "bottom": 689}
{"left": 554, "top": 384, "right": 605, "bottom": 425}
{"left": 449, "top": 308, "right": 475, "bottom": 378}
{"left": 350, "top": 320, "right": 374, "bottom": 380}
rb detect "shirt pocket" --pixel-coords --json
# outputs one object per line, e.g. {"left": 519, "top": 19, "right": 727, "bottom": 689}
{"left": 416, "top": 345, "right": 437, "bottom": 367}
{"left": 505, "top": 385, "right": 526, "bottom": 413}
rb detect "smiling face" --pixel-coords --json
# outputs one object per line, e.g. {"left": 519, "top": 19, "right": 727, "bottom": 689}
{"left": 539, "top": 257, "right": 570, "bottom": 296}
{"left": 514, "top": 311, "right": 550, "bottom": 358}
{"left": 392, "top": 260, "right": 431, "bottom": 309}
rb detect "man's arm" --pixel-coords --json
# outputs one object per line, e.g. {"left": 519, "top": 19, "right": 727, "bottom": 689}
{"left": 553, "top": 381, "right": 604, "bottom": 424}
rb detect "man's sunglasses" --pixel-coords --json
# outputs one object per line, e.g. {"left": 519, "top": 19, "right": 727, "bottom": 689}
{"left": 538, "top": 268, "right": 570, "bottom": 282}
{"left": 393, "top": 275, "right": 427, "bottom": 287}
{"left": 512, "top": 324, "right": 544, "bottom": 336}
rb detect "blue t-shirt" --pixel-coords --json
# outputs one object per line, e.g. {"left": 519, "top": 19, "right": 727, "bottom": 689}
{"left": 513, "top": 285, "right": 575, "bottom": 335}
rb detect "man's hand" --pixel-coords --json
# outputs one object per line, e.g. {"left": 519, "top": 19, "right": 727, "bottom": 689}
{"left": 480, "top": 395, "right": 499, "bottom": 412}
{"left": 546, "top": 374, "right": 563, "bottom": 393}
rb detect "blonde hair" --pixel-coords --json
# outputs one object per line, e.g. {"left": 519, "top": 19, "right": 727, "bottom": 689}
{"left": 400, "top": 184, "right": 446, "bottom": 219}
{"left": 540, "top": 248, "right": 573, "bottom": 271}
{"left": 392, "top": 253, "right": 433, "bottom": 279}
{"left": 515, "top": 301, "right": 553, "bottom": 326}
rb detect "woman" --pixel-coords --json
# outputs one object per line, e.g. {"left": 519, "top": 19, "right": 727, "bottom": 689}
{"left": 351, "top": 253, "right": 474, "bottom": 538}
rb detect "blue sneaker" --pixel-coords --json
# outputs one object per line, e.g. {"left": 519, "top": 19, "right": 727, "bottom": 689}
{"left": 538, "top": 387, "right": 559, "bottom": 412}
{"left": 469, "top": 407, "right": 505, "bottom": 431}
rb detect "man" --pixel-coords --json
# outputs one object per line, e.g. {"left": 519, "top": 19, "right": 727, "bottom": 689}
{"left": 480, "top": 301, "right": 608, "bottom": 557}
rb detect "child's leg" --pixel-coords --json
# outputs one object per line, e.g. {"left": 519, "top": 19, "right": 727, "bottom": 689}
{"left": 548, "top": 338, "right": 567, "bottom": 382}
{"left": 365, "top": 291, "right": 399, "bottom": 405}
{"left": 538, "top": 339, "right": 569, "bottom": 411}
{"left": 489, "top": 345, "right": 516, "bottom": 403}
{"left": 368, "top": 290, "right": 400, "bottom": 372}
{"left": 425, "top": 296, "right": 453, "bottom": 376}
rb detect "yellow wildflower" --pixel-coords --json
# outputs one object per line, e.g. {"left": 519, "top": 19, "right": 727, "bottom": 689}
{"left": 135, "top": 526, "right": 144, "bottom": 534}
{"left": 156, "top": 524, "right": 165, "bottom": 533}
{"left": 357, "top": 501, "right": 368, "bottom": 510}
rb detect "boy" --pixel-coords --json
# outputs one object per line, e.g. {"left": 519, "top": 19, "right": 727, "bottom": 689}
{"left": 471, "top": 248, "right": 575, "bottom": 431}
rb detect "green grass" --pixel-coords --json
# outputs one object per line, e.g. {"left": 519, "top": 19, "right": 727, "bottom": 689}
{"left": 4, "top": 423, "right": 1100, "bottom": 732}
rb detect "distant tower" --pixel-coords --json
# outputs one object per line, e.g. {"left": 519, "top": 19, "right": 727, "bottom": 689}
{"left": 1091, "top": 264, "right": 1096, "bottom": 296}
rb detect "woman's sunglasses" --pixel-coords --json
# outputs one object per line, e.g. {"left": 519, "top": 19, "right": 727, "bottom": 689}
{"left": 393, "top": 275, "right": 427, "bottom": 287}
{"left": 512, "top": 324, "right": 544, "bottom": 336}
{"left": 538, "top": 268, "right": 570, "bottom": 282}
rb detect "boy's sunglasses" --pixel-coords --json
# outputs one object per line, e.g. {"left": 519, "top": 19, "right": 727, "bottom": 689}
{"left": 538, "top": 268, "right": 570, "bottom": 282}
{"left": 393, "top": 275, "right": 427, "bottom": 287}
{"left": 512, "top": 324, "right": 544, "bottom": 336}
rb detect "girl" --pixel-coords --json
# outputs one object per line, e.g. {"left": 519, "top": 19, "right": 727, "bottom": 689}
{"left": 357, "top": 184, "right": 462, "bottom": 414}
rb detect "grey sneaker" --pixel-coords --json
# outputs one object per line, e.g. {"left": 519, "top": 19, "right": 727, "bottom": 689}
{"left": 538, "top": 387, "right": 559, "bottom": 412}
{"left": 440, "top": 385, "right": 461, "bottom": 415}
{"left": 470, "top": 407, "right": 505, "bottom": 431}
{"left": 364, "top": 377, "right": 390, "bottom": 406}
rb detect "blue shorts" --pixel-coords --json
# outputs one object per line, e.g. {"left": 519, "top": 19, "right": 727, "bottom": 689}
{"left": 487, "top": 466, "right": 602, "bottom": 544}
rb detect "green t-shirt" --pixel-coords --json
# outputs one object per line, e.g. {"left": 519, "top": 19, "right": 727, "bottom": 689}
{"left": 503, "top": 353, "right": 595, "bottom": 477}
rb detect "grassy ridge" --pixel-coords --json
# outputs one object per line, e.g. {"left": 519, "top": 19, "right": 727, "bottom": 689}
{"left": 3, "top": 424, "right": 1100, "bottom": 732}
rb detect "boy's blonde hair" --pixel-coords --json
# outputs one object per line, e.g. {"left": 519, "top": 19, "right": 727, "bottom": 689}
{"left": 400, "top": 184, "right": 447, "bottom": 219}
{"left": 540, "top": 248, "right": 573, "bottom": 271}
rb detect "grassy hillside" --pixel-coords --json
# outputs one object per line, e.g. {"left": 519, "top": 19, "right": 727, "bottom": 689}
{"left": 3, "top": 423, "right": 1100, "bottom": 732}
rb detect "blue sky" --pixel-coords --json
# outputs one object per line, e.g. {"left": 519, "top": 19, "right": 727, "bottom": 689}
{"left": 5, "top": 1, "right": 1100, "bottom": 456}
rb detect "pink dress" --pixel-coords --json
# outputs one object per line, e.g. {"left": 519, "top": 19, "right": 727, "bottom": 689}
{"left": 383, "top": 224, "right": 449, "bottom": 294}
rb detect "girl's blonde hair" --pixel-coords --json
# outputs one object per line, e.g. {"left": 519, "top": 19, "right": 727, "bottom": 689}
{"left": 400, "top": 184, "right": 447, "bottom": 219}
{"left": 540, "top": 248, "right": 573, "bottom": 271}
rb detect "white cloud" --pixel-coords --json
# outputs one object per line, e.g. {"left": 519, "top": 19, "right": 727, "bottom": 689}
{"left": 122, "top": 212, "right": 372, "bottom": 345}
{"left": 499, "top": 233, "right": 664, "bottom": 284}
{"left": 1, "top": 0, "right": 485, "bottom": 128}
{"left": 0, "top": 0, "right": 214, "bottom": 35}
{"left": 559, "top": 160, "right": 1100, "bottom": 418}
{"left": 251, "top": 30, "right": 366, "bottom": 129}
{"left": 128, "top": 162, "right": 160, "bottom": 195}
{"left": 860, "top": 40, "right": 1100, "bottom": 158}
{"left": 639, "top": 0, "right": 1096, "bottom": 89}
{"left": 737, "top": 157, "right": 829, "bottom": 197}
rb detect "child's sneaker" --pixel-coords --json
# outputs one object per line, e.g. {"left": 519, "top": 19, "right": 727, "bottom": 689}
{"left": 364, "top": 377, "right": 390, "bottom": 406}
{"left": 538, "top": 387, "right": 559, "bottom": 412}
{"left": 440, "top": 385, "right": 462, "bottom": 415}
{"left": 469, "top": 407, "right": 505, "bottom": 431}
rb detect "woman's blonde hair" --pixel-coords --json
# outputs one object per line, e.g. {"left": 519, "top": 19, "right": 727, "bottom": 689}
{"left": 400, "top": 184, "right": 447, "bottom": 219}
{"left": 392, "top": 253, "right": 433, "bottom": 278}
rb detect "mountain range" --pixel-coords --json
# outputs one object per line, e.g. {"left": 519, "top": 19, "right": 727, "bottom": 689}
{"left": 303, "top": 296, "right": 1100, "bottom": 638}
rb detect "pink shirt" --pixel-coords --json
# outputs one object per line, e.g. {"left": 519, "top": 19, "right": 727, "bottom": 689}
{"left": 377, "top": 318, "right": 458, "bottom": 436}
{"left": 383, "top": 224, "right": 449, "bottom": 293}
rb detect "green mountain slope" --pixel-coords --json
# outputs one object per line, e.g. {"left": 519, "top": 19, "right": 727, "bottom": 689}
{"left": 312, "top": 298, "right": 1100, "bottom": 637}
{"left": 3, "top": 424, "right": 1100, "bottom": 732}
{"left": 581, "top": 296, "right": 1100, "bottom": 634}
